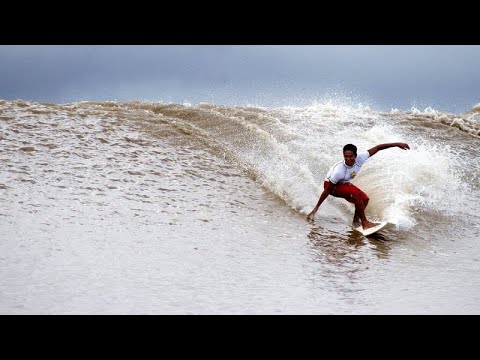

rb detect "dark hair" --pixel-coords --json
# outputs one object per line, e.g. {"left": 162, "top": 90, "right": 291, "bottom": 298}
{"left": 343, "top": 144, "right": 357, "bottom": 155}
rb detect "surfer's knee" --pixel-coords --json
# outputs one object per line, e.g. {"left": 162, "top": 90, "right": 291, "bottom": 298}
{"left": 351, "top": 194, "right": 365, "bottom": 205}
{"left": 358, "top": 191, "right": 369, "bottom": 206}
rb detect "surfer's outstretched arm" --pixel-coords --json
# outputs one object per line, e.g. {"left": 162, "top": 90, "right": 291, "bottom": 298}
{"left": 367, "top": 142, "right": 410, "bottom": 157}
{"left": 307, "top": 182, "right": 335, "bottom": 221}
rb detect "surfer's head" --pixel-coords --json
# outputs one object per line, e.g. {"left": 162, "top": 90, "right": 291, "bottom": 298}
{"left": 343, "top": 144, "right": 357, "bottom": 155}
{"left": 343, "top": 144, "right": 357, "bottom": 166}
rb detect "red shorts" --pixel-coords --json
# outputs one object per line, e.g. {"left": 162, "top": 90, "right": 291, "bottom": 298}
{"left": 324, "top": 181, "right": 369, "bottom": 204}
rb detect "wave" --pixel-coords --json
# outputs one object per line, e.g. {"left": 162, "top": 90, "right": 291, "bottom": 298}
{"left": 2, "top": 98, "right": 479, "bottom": 229}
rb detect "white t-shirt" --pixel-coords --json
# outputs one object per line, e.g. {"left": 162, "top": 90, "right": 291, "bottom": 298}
{"left": 324, "top": 151, "right": 370, "bottom": 184}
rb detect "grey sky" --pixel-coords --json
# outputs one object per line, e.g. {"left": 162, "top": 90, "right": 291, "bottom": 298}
{"left": 1, "top": 45, "right": 479, "bottom": 113}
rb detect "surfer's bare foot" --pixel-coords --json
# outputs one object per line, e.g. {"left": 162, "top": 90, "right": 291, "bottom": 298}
{"left": 353, "top": 220, "right": 361, "bottom": 228}
{"left": 362, "top": 221, "right": 380, "bottom": 230}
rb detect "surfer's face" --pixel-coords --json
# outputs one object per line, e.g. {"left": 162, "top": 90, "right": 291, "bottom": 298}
{"left": 343, "top": 150, "right": 356, "bottom": 166}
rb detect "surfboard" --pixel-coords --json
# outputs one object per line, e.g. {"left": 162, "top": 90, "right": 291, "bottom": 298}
{"left": 352, "top": 221, "right": 389, "bottom": 236}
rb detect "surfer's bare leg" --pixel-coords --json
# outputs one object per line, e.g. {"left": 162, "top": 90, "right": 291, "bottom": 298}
{"left": 353, "top": 209, "right": 361, "bottom": 227}
{"left": 353, "top": 213, "right": 360, "bottom": 227}
{"left": 352, "top": 195, "right": 378, "bottom": 229}
{"left": 353, "top": 198, "right": 368, "bottom": 227}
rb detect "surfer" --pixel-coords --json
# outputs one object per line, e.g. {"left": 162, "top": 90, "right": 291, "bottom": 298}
{"left": 307, "top": 142, "right": 410, "bottom": 229}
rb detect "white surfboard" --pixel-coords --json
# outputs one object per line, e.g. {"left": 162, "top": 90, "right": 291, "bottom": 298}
{"left": 353, "top": 221, "right": 389, "bottom": 236}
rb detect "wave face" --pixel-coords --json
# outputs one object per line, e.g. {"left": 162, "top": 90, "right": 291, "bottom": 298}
{"left": 96, "top": 100, "right": 479, "bottom": 227}
{"left": 1, "top": 99, "right": 479, "bottom": 226}
{"left": 1, "top": 98, "right": 480, "bottom": 314}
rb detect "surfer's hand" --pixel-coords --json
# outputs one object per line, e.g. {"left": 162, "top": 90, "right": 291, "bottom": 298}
{"left": 398, "top": 143, "right": 410, "bottom": 150}
{"left": 307, "top": 210, "right": 316, "bottom": 222}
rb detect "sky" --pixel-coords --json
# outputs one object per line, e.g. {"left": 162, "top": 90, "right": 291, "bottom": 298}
{"left": 0, "top": 45, "right": 479, "bottom": 114}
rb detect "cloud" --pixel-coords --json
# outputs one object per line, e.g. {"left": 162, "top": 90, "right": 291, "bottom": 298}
{"left": 0, "top": 45, "right": 479, "bottom": 112}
